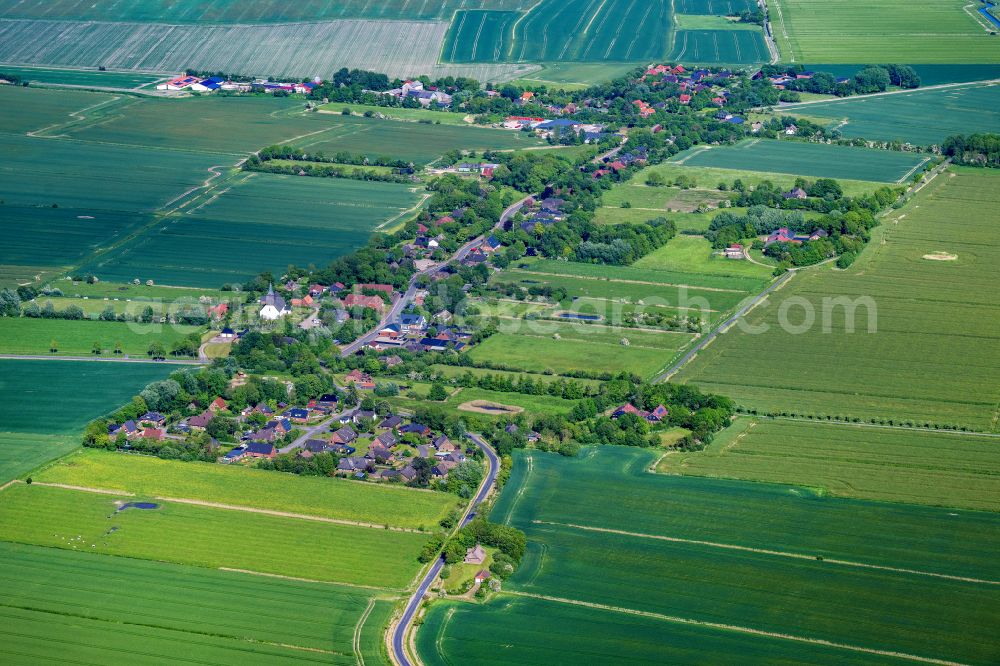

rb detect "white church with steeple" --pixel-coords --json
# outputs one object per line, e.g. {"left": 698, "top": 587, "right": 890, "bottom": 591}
{"left": 258, "top": 284, "right": 289, "bottom": 320}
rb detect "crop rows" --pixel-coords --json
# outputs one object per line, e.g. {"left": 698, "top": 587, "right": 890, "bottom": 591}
{"left": 787, "top": 82, "right": 1000, "bottom": 146}
{"left": 670, "top": 139, "right": 927, "bottom": 183}
{"left": 0, "top": 484, "right": 428, "bottom": 588}
{"left": 0, "top": 18, "right": 530, "bottom": 81}
{"left": 674, "top": 0, "right": 757, "bottom": 14}
{"left": 664, "top": 419, "right": 1000, "bottom": 511}
{"left": 676, "top": 168, "right": 1000, "bottom": 430}
{"left": 0, "top": 542, "right": 376, "bottom": 663}
{"left": 668, "top": 28, "right": 768, "bottom": 64}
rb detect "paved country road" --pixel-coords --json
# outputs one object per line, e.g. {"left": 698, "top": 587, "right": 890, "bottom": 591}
{"left": 340, "top": 196, "right": 532, "bottom": 358}
{"left": 390, "top": 433, "right": 499, "bottom": 666}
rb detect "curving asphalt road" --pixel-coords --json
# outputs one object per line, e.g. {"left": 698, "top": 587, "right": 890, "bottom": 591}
{"left": 390, "top": 433, "right": 499, "bottom": 666}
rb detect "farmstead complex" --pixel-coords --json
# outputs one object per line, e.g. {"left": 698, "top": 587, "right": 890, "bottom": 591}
{"left": 1, "top": 2, "right": 999, "bottom": 665}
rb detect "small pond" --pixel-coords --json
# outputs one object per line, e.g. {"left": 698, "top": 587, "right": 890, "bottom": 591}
{"left": 117, "top": 502, "right": 160, "bottom": 512}
{"left": 556, "top": 312, "right": 601, "bottom": 321}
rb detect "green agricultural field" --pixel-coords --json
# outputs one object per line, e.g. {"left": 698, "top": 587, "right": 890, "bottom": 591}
{"left": 675, "top": 0, "right": 757, "bottom": 13}
{"left": 771, "top": 0, "right": 1000, "bottom": 63}
{"left": 510, "top": 62, "right": 641, "bottom": 90}
{"left": 82, "top": 173, "right": 423, "bottom": 287}
{"left": 432, "top": 364, "right": 603, "bottom": 389}
{"left": 0, "top": 433, "right": 77, "bottom": 486}
{"left": 784, "top": 81, "right": 1000, "bottom": 145}
{"left": 0, "top": 359, "right": 172, "bottom": 434}
{"left": 0, "top": 85, "right": 114, "bottom": 133}
{"left": 444, "top": 11, "right": 520, "bottom": 63}
{"left": 675, "top": 168, "right": 1000, "bottom": 431}
{"left": 633, "top": 235, "right": 774, "bottom": 279}
{"left": 426, "top": 447, "right": 1000, "bottom": 666}
{"left": 0, "top": 359, "right": 173, "bottom": 482}
{"left": 37, "top": 449, "right": 456, "bottom": 529}
{"left": 466, "top": 332, "right": 684, "bottom": 379}
{"left": 449, "top": 387, "right": 582, "bottom": 417}
{"left": 0, "top": 541, "right": 386, "bottom": 663}
{"left": 0, "top": 483, "right": 428, "bottom": 588}
{"left": 418, "top": 595, "right": 914, "bottom": 666}
{"left": 668, "top": 29, "right": 769, "bottom": 64}
{"left": 41, "top": 280, "right": 230, "bottom": 302}
{"left": 660, "top": 419, "right": 1000, "bottom": 512}
{"left": 0, "top": 317, "right": 201, "bottom": 357}
{"left": 0, "top": 0, "right": 532, "bottom": 22}
{"left": 670, "top": 140, "right": 930, "bottom": 183}
{"left": 0, "top": 65, "right": 166, "bottom": 88}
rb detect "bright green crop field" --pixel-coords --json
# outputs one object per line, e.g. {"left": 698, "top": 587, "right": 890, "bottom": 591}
{"left": 675, "top": 168, "right": 1000, "bottom": 430}
{"left": 0, "top": 318, "right": 201, "bottom": 357}
{"left": 0, "top": 65, "right": 165, "bottom": 88}
{"left": 417, "top": 447, "right": 1000, "bottom": 666}
{"left": 81, "top": 172, "right": 423, "bottom": 287}
{"left": 784, "top": 82, "right": 1000, "bottom": 146}
{"left": 0, "top": 433, "right": 77, "bottom": 486}
{"left": 668, "top": 29, "right": 769, "bottom": 64}
{"left": 0, "top": 484, "right": 428, "bottom": 588}
{"left": 37, "top": 449, "right": 456, "bottom": 530}
{"left": 669, "top": 140, "right": 930, "bottom": 183}
{"left": 0, "top": 541, "right": 386, "bottom": 664}
{"left": 771, "top": 0, "right": 1000, "bottom": 63}
{"left": 661, "top": 418, "right": 1000, "bottom": 512}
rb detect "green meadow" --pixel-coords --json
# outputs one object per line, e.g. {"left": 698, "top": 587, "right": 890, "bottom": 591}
{"left": 669, "top": 139, "right": 929, "bottom": 183}
{"left": 675, "top": 168, "right": 1000, "bottom": 430}
{"left": 37, "top": 449, "right": 456, "bottom": 530}
{"left": 0, "top": 541, "right": 384, "bottom": 664}
{"left": 661, "top": 419, "right": 1000, "bottom": 512}
{"left": 0, "top": 484, "right": 428, "bottom": 589}
{"left": 0, "top": 318, "right": 201, "bottom": 357}
{"left": 633, "top": 235, "right": 774, "bottom": 279}
{"left": 0, "top": 65, "right": 165, "bottom": 88}
{"left": 426, "top": 447, "right": 1000, "bottom": 666}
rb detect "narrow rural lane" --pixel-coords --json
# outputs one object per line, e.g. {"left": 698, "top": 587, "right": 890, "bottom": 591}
{"left": 654, "top": 270, "right": 794, "bottom": 382}
{"left": 390, "top": 433, "right": 499, "bottom": 666}
{"left": 276, "top": 410, "right": 352, "bottom": 454}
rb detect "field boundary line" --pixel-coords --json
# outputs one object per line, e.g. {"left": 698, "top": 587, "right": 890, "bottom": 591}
{"left": 353, "top": 597, "right": 377, "bottom": 665}
{"left": 897, "top": 157, "right": 932, "bottom": 184}
{"left": 30, "top": 481, "right": 133, "bottom": 496}
{"left": 531, "top": 520, "right": 999, "bottom": 586}
{"left": 218, "top": 567, "right": 394, "bottom": 592}
{"left": 776, "top": 79, "right": 1000, "bottom": 110}
{"left": 152, "top": 496, "right": 424, "bottom": 532}
{"left": 770, "top": 416, "right": 1000, "bottom": 439}
{"left": 504, "top": 591, "right": 968, "bottom": 666}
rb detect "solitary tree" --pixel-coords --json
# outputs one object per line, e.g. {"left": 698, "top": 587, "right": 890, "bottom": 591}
{"left": 49, "top": 339, "right": 58, "bottom": 353}
{"left": 92, "top": 341, "right": 102, "bottom": 355}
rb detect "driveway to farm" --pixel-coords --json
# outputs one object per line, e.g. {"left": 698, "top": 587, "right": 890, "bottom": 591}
{"left": 0, "top": 353, "right": 203, "bottom": 365}
{"left": 340, "top": 196, "right": 533, "bottom": 357}
{"left": 389, "top": 433, "right": 499, "bottom": 666}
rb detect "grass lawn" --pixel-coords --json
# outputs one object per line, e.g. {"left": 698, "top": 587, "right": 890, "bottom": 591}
{"left": 447, "top": 387, "right": 581, "bottom": 417}
{"left": 0, "top": 483, "right": 429, "bottom": 589}
{"left": 0, "top": 317, "right": 201, "bottom": 357}
{"left": 659, "top": 418, "right": 1000, "bottom": 512}
{"left": 632, "top": 235, "right": 774, "bottom": 280}
{"left": 36, "top": 449, "right": 457, "bottom": 530}
{"left": 442, "top": 547, "right": 495, "bottom": 594}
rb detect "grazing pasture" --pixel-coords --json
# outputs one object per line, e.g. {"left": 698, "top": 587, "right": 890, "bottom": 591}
{"left": 771, "top": 0, "right": 1000, "bottom": 63}
{"left": 0, "top": 542, "right": 384, "bottom": 664}
{"left": 426, "top": 447, "right": 1000, "bottom": 666}
{"left": 0, "top": 18, "right": 531, "bottom": 81}
{"left": 0, "top": 483, "right": 428, "bottom": 588}
{"left": 0, "top": 318, "right": 201, "bottom": 357}
{"left": 676, "top": 168, "right": 1000, "bottom": 430}
{"left": 661, "top": 419, "right": 1000, "bottom": 512}
{"left": 37, "top": 449, "right": 456, "bottom": 530}
{"left": 785, "top": 81, "right": 1000, "bottom": 145}
{"left": 669, "top": 140, "right": 929, "bottom": 183}
{"left": 668, "top": 29, "right": 768, "bottom": 64}
{"left": 82, "top": 173, "right": 422, "bottom": 287}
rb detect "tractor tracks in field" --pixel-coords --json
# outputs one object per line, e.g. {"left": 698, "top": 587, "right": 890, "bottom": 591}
{"left": 503, "top": 591, "right": 969, "bottom": 666}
